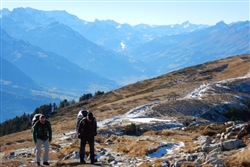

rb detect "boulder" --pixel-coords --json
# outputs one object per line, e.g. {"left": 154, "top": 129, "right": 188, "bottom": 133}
{"left": 222, "top": 139, "right": 245, "bottom": 150}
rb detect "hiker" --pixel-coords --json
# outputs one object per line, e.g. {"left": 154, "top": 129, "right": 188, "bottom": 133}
{"left": 32, "top": 114, "right": 52, "bottom": 166}
{"left": 78, "top": 111, "right": 97, "bottom": 164}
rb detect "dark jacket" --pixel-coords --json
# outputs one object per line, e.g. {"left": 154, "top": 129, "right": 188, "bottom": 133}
{"left": 78, "top": 118, "right": 97, "bottom": 138}
{"left": 33, "top": 120, "right": 52, "bottom": 143}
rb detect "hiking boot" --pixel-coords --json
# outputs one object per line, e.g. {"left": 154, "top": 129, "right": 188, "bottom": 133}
{"left": 91, "top": 159, "right": 97, "bottom": 164}
{"left": 80, "top": 160, "right": 86, "bottom": 164}
{"left": 43, "top": 162, "right": 50, "bottom": 165}
{"left": 36, "top": 162, "right": 40, "bottom": 166}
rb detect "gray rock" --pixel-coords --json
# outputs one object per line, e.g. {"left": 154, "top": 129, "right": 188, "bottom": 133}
{"left": 195, "top": 135, "right": 212, "bottom": 145}
{"left": 222, "top": 139, "right": 245, "bottom": 150}
{"left": 224, "top": 131, "right": 235, "bottom": 139}
{"left": 174, "top": 159, "right": 186, "bottom": 167}
{"left": 62, "top": 151, "right": 80, "bottom": 160}
{"left": 202, "top": 143, "right": 221, "bottom": 152}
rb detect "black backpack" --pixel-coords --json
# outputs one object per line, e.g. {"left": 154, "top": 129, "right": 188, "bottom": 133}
{"left": 75, "top": 110, "right": 89, "bottom": 134}
{"left": 31, "top": 114, "right": 43, "bottom": 132}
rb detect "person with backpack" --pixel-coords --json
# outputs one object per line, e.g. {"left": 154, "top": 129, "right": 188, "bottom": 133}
{"left": 32, "top": 114, "right": 52, "bottom": 166}
{"left": 77, "top": 111, "right": 97, "bottom": 164}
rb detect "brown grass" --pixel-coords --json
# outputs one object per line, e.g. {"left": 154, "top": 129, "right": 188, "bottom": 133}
{"left": 0, "top": 160, "right": 35, "bottom": 167}
{"left": 109, "top": 136, "right": 151, "bottom": 157}
{"left": 180, "top": 162, "right": 198, "bottom": 167}
{"left": 224, "top": 149, "right": 250, "bottom": 167}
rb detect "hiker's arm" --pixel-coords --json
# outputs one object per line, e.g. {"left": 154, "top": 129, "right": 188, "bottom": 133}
{"left": 94, "top": 119, "right": 97, "bottom": 136}
{"left": 32, "top": 124, "right": 37, "bottom": 143}
{"left": 78, "top": 120, "right": 83, "bottom": 133}
{"left": 76, "top": 118, "right": 82, "bottom": 134}
{"left": 48, "top": 122, "right": 52, "bottom": 142}
{"left": 79, "top": 119, "right": 86, "bottom": 132}
{"left": 75, "top": 119, "right": 78, "bottom": 133}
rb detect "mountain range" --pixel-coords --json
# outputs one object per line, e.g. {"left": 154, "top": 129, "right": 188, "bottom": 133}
{"left": 0, "top": 7, "right": 249, "bottom": 121}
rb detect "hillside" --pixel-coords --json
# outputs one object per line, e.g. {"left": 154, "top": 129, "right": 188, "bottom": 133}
{"left": 54, "top": 54, "right": 250, "bottom": 124}
{"left": 0, "top": 54, "right": 250, "bottom": 167}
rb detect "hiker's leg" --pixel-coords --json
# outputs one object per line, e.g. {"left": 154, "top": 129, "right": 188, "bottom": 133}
{"left": 88, "top": 136, "right": 95, "bottom": 163}
{"left": 36, "top": 139, "right": 43, "bottom": 163}
{"left": 43, "top": 139, "right": 49, "bottom": 162}
{"left": 79, "top": 138, "right": 87, "bottom": 162}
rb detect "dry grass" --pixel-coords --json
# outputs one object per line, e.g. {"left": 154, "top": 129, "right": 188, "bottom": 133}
{"left": 224, "top": 149, "right": 250, "bottom": 167}
{"left": 0, "top": 160, "right": 36, "bottom": 167}
{"left": 108, "top": 135, "right": 151, "bottom": 157}
{"left": 55, "top": 140, "right": 79, "bottom": 160}
{"left": 180, "top": 162, "right": 198, "bottom": 167}
{"left": 0, "top": 130, "right": 33, "bottom": 152}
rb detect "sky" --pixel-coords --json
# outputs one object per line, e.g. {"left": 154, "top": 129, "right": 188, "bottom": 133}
{"left": 0, "top": 0, "right": 249, "bottom": 26}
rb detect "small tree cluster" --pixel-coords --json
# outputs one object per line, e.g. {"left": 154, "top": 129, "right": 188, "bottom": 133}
{"left": 79, "top": 93, "right": 93, "bottom": 101}
{"left": 79, "top": 91, "right": 105, "bottom": 102}
{"left": 224, "top": 107, "right": 250, "bottom": 121}
{"left": 123, "top": 123, "right": 141, "bottom": 135}
{"left": 95, "top": 91, "right": 105, "bottom": 96}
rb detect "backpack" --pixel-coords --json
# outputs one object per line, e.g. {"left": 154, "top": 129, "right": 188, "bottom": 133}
{"left": 32, "top": 114, "right": 42, "bottom": 128}
{"left": 75, "top": 110, "right": 89, "bottom": 134}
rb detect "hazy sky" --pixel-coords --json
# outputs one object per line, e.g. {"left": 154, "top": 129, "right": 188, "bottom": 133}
{"left": 1, "top": 0, "right": 249, "bottom": 26}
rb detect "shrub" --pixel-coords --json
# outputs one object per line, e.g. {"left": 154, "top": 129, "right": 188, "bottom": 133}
{"left": 123, "top": 123, "right": 140, "bottom": 135}
{"left": 224, "top": 107, "right": 250, "bottom": 122}
{"left": 183, "top": 119, "right": 190, "bottom": 127}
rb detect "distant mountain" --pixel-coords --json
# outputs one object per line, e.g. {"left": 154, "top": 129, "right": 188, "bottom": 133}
{"left": 130, "top": 21, "right": 250, "bottom": 76}
{"left": 0, "top": 8, "right": 146, "bottom": 83}
{"left": 2, "top": 8, "right": 248, "bottom": 82}
{"left": 0, "top": 57, "right": 60, "bottom": 122}
{"left": 18, "top": 22, "right": 144, "bottom": 83}
{"left": 1, "top": 29, "right": 118, "bottom": 97}
{"left": 36, "top": 16, "right": 209, "bottom": 51}
{"left": 0, "top": 8, "right": 209, "bottom": 53}
{"left": 1, "top": 57, "right": 42, "bottom": 94}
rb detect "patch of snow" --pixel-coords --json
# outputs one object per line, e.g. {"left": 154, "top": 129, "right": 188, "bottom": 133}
{"left": 128, "top": 118, "right": 171, "bottom": 123}
{"left": 147, "top": 142, "right": 184, "bottom": 158}
{"left": 177, "top": 21, "right": 184, "bottom": 25}
{"left": 125, "top": 104, "right": 153, "bottom": 117}
{"left": 185, "top": 74, "right": 250, "bottom": 99}
{"left": 185, "top": 83, "right": 210, "bottom": 99}
{"left": 54, "top": 132, "right": 76, "bottom": 147}
{"left": 6, "top": 147, "right": 35, "bottom": 160}
{"left": 63, "top": 151, "right": 80, "bottom": 160}
{"left": 116, "top": 24, "right": 121, "bottom": 28}
{"left": 97, "top": 103, "right": 183, "bottom": 129}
